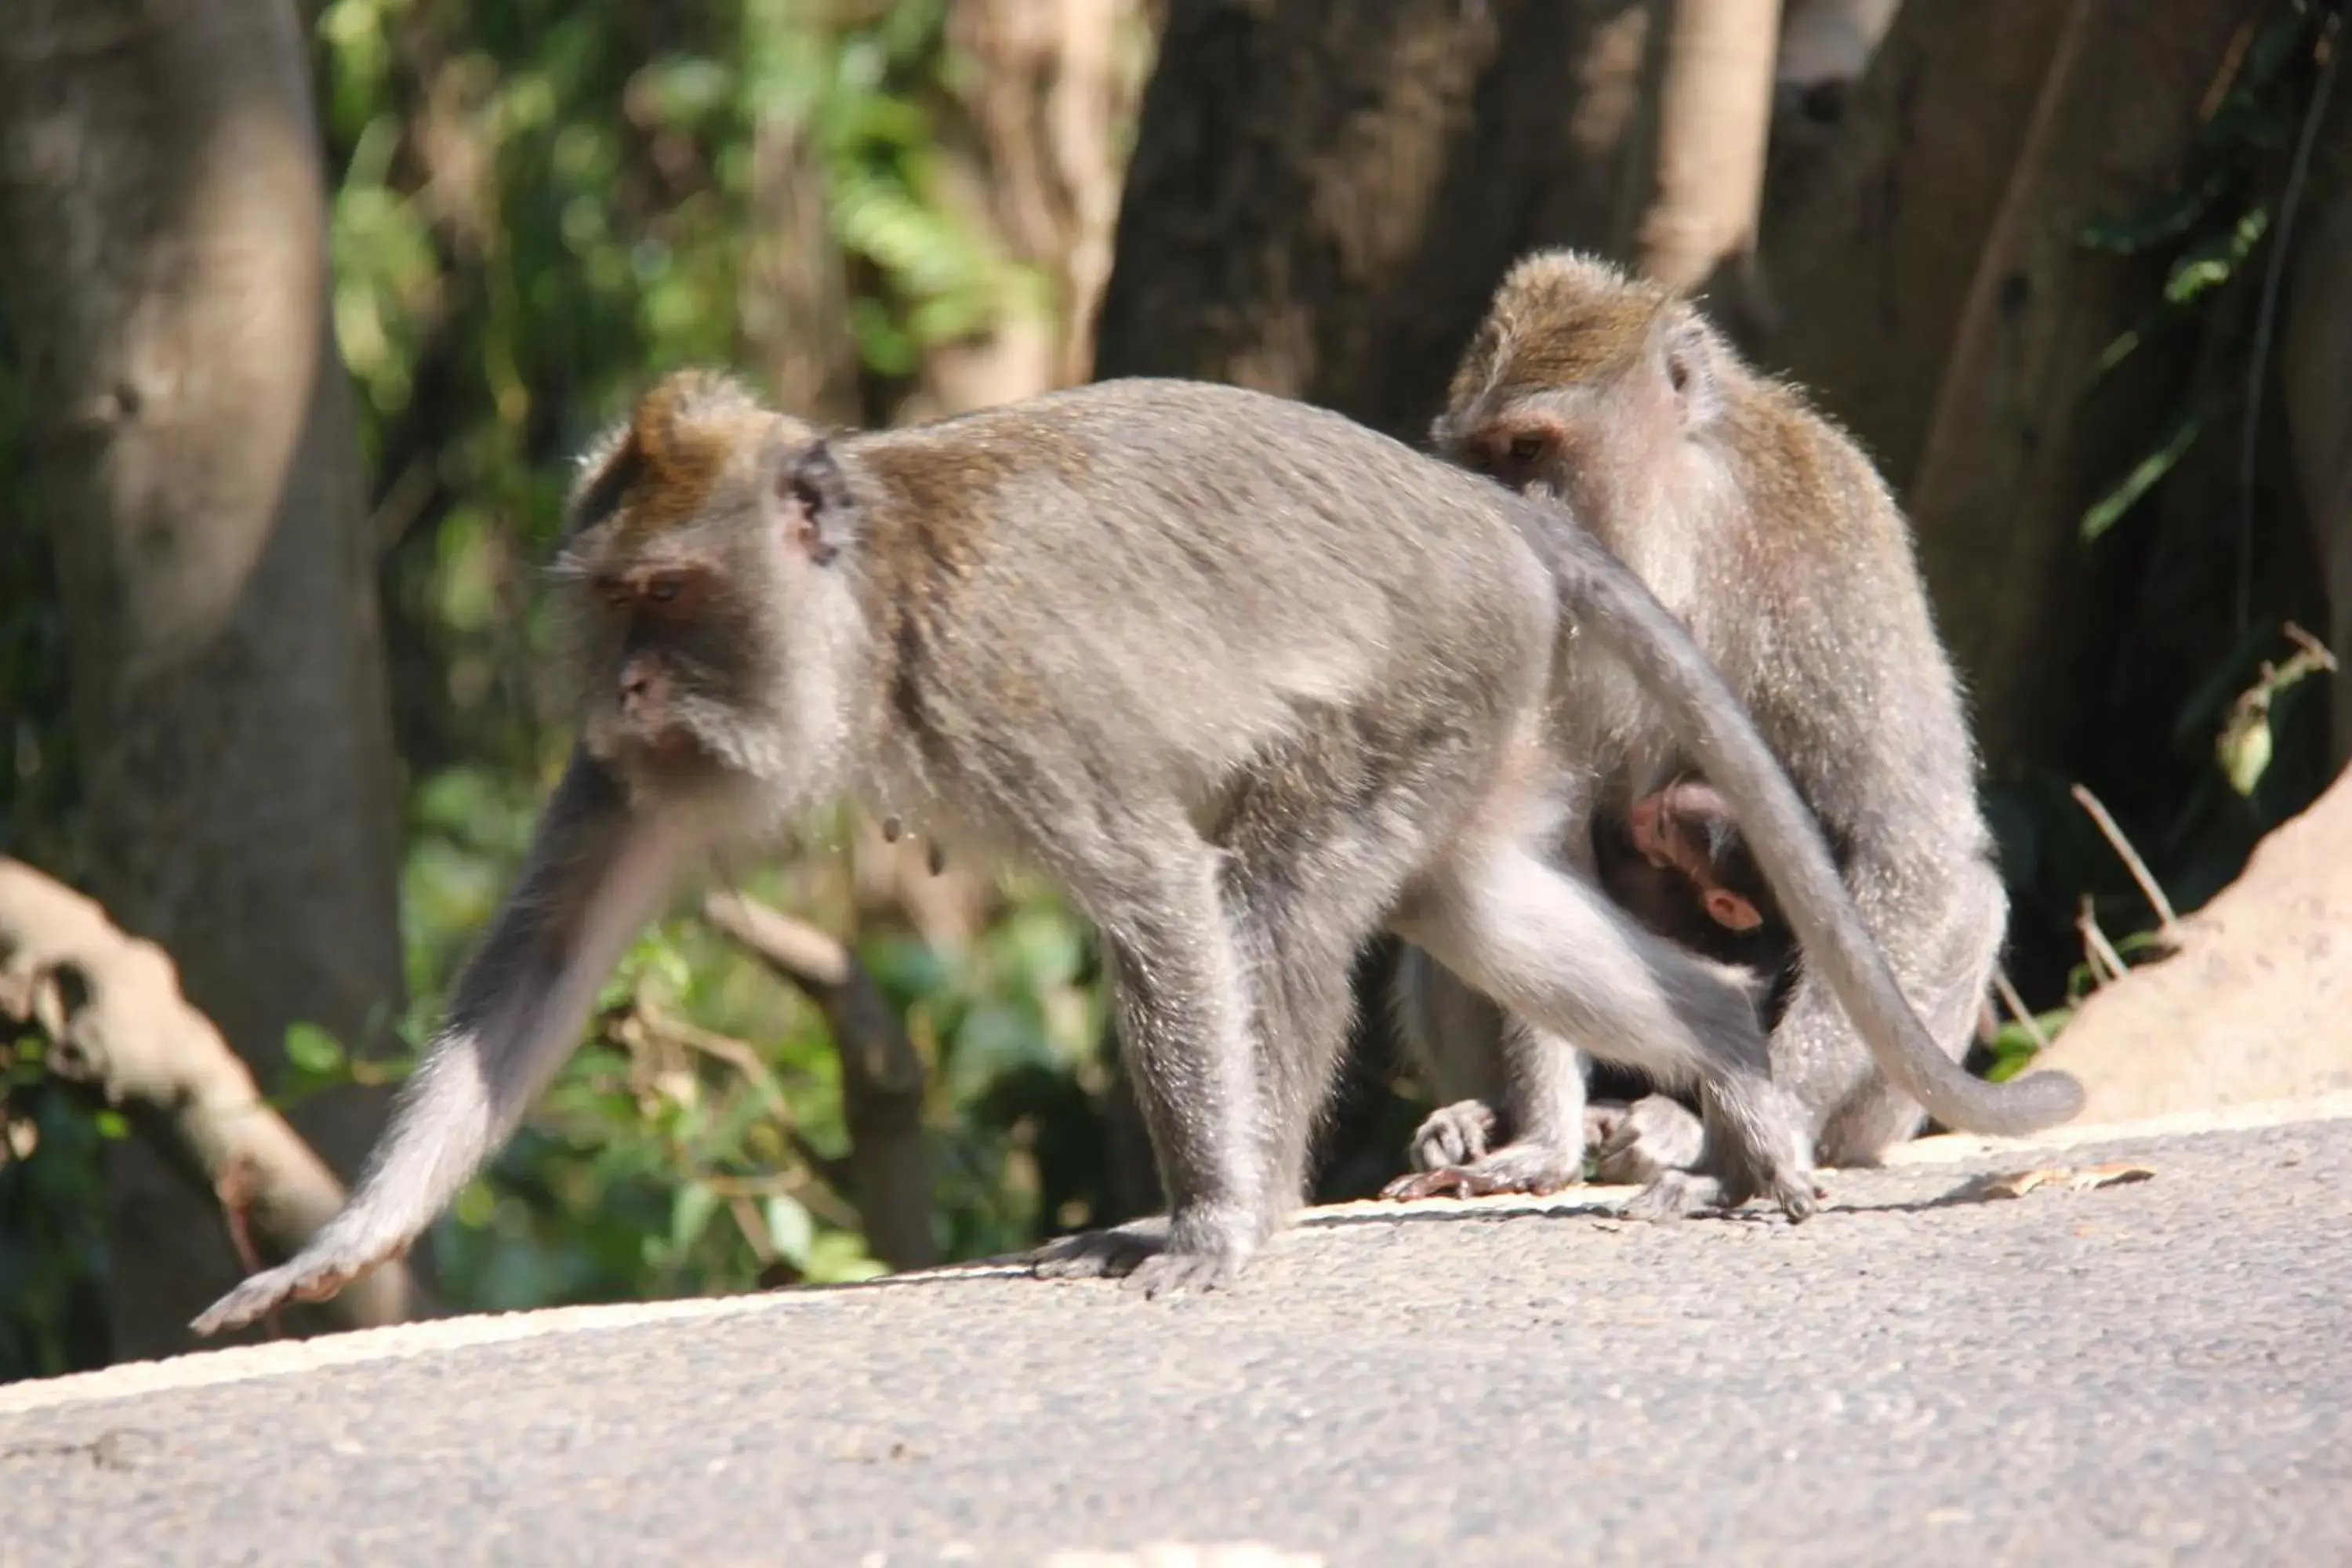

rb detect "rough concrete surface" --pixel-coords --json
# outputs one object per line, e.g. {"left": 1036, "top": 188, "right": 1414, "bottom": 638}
{"left": 4, "top": 1096, "right": 2348, "bottom": 1568}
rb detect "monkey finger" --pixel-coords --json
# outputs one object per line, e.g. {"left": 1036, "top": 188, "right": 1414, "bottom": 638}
{"left": 1377, "top": 1167, "right": 1479, "bottom": 1202}
{"left": 1407, "top": 1099, "right": 1500, "bottom": 1172}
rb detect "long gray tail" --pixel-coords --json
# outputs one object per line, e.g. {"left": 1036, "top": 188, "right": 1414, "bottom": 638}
{"left": 1513, "top": 495, "right": 2084, "bottom": 1138}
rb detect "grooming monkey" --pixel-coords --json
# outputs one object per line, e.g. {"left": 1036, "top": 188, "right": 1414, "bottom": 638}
{"left": 1390, "top": 249, "right": 2012, "bottom": 1200}
{"left": 194, "top": 370, "right": 2080, "bottom": 1334}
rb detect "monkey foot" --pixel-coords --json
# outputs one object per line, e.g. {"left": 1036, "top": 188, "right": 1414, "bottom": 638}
{"left": 1029, "top": 1218, "right": 1166, "bottom": 1283}
{"left": 1624, "top": 1167, "right": 1828, "bottom": 1224}
{"left": 1379, "top": 1142, "right": 1584, "bottom": 1203}
{"left": 1588, "top": 1094, "right": 1709, "bottom": 1185}
{"left": 1623, "top": 1170, "right": 1722, "bottom": 1221}
{"left": 1405, "top": 1098, "right": 1500, "bottom": 1173}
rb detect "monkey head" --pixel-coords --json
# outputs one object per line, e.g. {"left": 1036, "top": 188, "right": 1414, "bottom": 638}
{"left": 550, "top": 368, "right": 865, "bottom": 818}
{"left": 1628, "top": 778, "right": 1775, "bottom": 935}
{"left": 1433, "top": 250, "right": 1726, "bottom": 546}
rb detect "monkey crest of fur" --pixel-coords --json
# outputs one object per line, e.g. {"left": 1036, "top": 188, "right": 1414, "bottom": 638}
{"left": 1439, "top": 251, "right": 1685, "bottom": 442}
{"left": 550, "top": 370, "right": 862, "bottom": 821}
{"left": 565, "top": 368, "right": 825, "bottom": 540}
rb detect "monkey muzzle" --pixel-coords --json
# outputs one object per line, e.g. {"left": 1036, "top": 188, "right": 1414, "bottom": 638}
{"left": 600, "top": 653, "right": 703, "bottom": 767}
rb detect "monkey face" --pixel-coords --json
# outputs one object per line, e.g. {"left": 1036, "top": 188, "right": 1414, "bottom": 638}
{"left": 593, "top": 573, "right": 717, "bottom": 757}
{"left": 554, "top": 519, "right": 795, "bottom": 796}
{"left": 1445, "top": 398, "right": 1613, "bottom": 515}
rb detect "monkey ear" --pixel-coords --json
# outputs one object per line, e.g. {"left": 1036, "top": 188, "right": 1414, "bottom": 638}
{"left": 768, "top": 439, "right": 853, "bottom": 567}
{"left": 1704, "top": 887, "right": 1764, "bottom": 932}
{"left": 1656, "top": 313, "right": 1724, "bottom": 433}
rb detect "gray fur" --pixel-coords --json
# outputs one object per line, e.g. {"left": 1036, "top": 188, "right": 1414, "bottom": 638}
{"left": 1393, "top": 249, "right": 2050, "bottom": 1202}
{"left": 194, "top": 372, "right": 2079, "bottom": 1333}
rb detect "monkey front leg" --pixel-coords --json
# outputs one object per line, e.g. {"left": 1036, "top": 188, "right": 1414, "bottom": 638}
{"left": 191, "top": 749, "right": 690, "bottom": 1336}
{"left": 1031, "top": 862, "right": 1271, "bottom": 1298}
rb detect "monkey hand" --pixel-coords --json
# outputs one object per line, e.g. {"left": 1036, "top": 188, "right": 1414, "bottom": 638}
{"left": 189, "top": 1237, "right": 396, "bottom": 1338}
{"left": 1400, "top": 1098, "right": 1500, "bottom": 1176}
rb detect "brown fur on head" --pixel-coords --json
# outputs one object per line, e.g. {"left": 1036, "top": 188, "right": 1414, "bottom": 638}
{"left": 1434, "top": 250, "right": 1726, "bottom": 506}
{"left": 565, "top": 369, "right": 816, "bottom": 541}
{"left": 550, "top": 369, "right": 866, "bottom": 810}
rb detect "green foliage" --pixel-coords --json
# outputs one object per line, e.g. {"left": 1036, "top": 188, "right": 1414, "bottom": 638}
{"left": 0, "top": 302, "right": 104, "bottom": 1385}
{"left": 309, "top": 0, "right": 1109, "bottom": 1320}
{"left": 2, "top": 0, "right": 1112, "bottom": 1377}
{"left": 2080, "top": 409, "right": 2202, "bottom": 544}
{"left": 1990, "top": 0, "right": 2347, "bottom": 1057}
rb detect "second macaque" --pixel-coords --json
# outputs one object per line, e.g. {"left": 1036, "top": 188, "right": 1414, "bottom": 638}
{"left": 1390, "top": 250, "right": 2013, "bottom": 1203}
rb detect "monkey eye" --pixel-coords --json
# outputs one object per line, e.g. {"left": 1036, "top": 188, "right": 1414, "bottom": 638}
{"left": 643, "top": 574, "right": 685, "bottom": 604}
{"left": 1507, "top": 434, "right": 1548, "bottom": 466}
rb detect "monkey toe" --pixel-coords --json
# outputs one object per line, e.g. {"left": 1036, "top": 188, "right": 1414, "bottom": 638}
{"left": 1122, "top": 1247, "right": 1243, "bottom": 1300}
{"left": 1771, "top": 1173, "right": 1828, "bottom": 1224}
{"left": 1029, "top": 1220, "right": 1164, "bottom": 1282}
{"left": 1624, "top": 1170, "right": 1724, "bottom": 1222}
{"left": 1379, "top": 1167, "right": 1478, "bottom": 1202}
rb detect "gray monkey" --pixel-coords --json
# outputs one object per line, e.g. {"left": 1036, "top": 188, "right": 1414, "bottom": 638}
{"left": 1391, "top": 249, "right": 2013, "bottom": 1203}
{"left": 194, "top": 371, "right": 2077, "bottom": 1335}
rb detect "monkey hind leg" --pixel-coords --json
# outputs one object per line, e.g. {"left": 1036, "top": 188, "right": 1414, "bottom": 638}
{"left": 1813, "top": 862, "right": 2009, "bottom": 1167}
{"left": 1394, "top": 844, "right": 1817, "bottom": 1224}
{"left": 1381, "top": 1009, "right": 1592, "bottom": 1202}
{"left": 1230, "top": 796, "right": 1474, "bottom": 1219}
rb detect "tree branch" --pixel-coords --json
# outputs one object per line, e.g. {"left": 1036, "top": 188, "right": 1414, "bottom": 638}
{"left": 701, "top": 890, "right": 938, "bottom": 1271}
{"left": 0, "top": 858, "right": 421, "bottom": 1334}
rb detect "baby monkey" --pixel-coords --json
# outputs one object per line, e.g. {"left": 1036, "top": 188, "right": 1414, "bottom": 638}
{"left": 1392, "top": 249, "right": 2016, "bottom": 1200}
{"left": 194, "top": 369, "right": 2080, "bottom": 1336}
{"left": 1610, "top": 775, "right": 1783, "bottom": 948}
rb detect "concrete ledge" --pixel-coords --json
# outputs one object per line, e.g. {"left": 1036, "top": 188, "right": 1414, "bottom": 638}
{"left": 7, "top": 1087, "right": 2346, "bottom": 1421}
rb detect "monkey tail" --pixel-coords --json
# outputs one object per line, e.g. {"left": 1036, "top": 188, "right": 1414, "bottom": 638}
{"left": 1513, "top": 498, "right": 2085, "bottom": 1138}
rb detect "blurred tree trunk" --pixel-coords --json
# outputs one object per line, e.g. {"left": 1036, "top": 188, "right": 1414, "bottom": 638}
{"left": 2281, "top": 33, "right": 2352, "bottom": 768}
{"left": 1775, "top": 0, "right": 1900, "bottom": 90}
{"left": 1093, "top": 0, "right": 1652, "bottom": 442}
{"left": 0, "top": 0, "right": 412, "bottom": 1356}
{"left": 1759, "top": 0, "right": 1902, "bottom": 278}
{"left": 1616, "top": 0, "right": 1784, "bottom": 321}
{"left": 1755, "top": 0, "right": 2272, "bottom": 776}
{"left": 924, "top": 0, "right": 1153, "bottom": 412}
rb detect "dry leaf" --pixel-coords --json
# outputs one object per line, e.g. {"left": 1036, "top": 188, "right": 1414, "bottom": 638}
{"left": 1951, "top": 1162, "right": 2155, "bottom": 1201}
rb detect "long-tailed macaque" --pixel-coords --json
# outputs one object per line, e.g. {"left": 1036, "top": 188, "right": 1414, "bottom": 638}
{"left": 195, "top": 370, "right": 2077, "bottom": 1334}
{"left": 1391, "top": 250, "right": 2014, "bottom": 1203}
